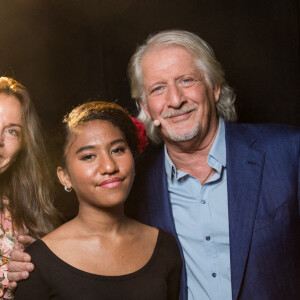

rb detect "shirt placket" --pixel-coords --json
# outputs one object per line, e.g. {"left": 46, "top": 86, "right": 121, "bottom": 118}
{"left": 195, "top": 176, "right": 224, "bottom": 299}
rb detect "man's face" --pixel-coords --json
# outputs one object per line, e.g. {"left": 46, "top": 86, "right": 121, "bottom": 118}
{"left": 140, "top": 45, "right": 220, "bottom": 143}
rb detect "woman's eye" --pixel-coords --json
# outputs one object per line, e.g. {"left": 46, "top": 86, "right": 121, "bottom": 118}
{"left": 6, "top": 129, "right": 19, "bottom": 137}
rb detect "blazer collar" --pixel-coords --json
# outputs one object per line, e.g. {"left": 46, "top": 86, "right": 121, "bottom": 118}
{"left": 138, "top": 147, "right": 177, "bottom": 233}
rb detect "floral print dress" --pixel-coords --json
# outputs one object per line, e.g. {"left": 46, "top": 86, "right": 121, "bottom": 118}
{"left": 0, "top": 198, "right": 21, "bottom": 299}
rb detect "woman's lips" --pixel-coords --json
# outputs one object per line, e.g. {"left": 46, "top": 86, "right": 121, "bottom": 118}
{"left": 98, "top": 177, "right": 124, "bottom": 188}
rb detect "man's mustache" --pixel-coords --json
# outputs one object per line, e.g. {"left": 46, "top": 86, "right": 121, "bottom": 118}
{"left": 161, "top": 104, "right": 198, "bottom": 119}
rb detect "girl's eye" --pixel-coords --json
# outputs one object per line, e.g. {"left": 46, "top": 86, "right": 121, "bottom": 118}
{"left": 112, "top": 146, "right": 125, "bottom": 154}
{"left": 81, "top": 154, "right": 95, "bottom": 161}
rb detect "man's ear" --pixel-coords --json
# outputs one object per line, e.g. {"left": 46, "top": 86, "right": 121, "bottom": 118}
{"left": 139, "top": 99, "right": 152, "bottom": 119}
{"left": 213, "top": 85, "right": 221, "bottom": 103}
{"left": 57, "top": 166, "right": 72, "bottom": 189}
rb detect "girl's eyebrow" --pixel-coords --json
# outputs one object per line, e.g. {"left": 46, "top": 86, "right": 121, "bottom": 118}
{"left": 110, "top": 138, "right": 126, "bottom": 146}
{"left": 75, "top": 145, "right": 95, "bottom": 155}
{"left": 75, "top": 139, "right": 126, "bottom": 155}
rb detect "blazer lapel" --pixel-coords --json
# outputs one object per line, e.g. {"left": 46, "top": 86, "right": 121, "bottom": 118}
{"left": 225, "top": 123, "right": 265, "bottom": 300}
{"left": 144, "top": 147, "right": 188, "bottom": 300}
{"left": 143, "top": 147, "right": 178, "bottom": 233}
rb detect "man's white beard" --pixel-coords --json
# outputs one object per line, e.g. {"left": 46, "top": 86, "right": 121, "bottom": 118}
{"left": 162, "top": 103, "right": 200, "bottom": 142}
{"left": 165, "top": 122, "right": 201, "bottom": 142}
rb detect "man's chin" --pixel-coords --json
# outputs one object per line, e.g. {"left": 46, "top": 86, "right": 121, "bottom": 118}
{"left": 166, "top": 127, "right": 200, "bottom": 142}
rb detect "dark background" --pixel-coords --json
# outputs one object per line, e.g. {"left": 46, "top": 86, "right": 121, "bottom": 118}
{"left": 0, "top": 0, "right": 299, "bottom": 218}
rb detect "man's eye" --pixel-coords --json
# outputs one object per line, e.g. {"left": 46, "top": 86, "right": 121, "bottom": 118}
{"left": 180, "top": 78, "right": 195, "bottom": 87}
{"left": 150, "top": 86, "right": 165, "bottom": 95}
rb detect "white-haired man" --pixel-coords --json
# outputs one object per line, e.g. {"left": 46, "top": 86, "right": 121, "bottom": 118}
{"left": 7, "top": 30, "right": 300, "bottom": 300}
{"left": 126, "top": 30, "right": 300, "bottom": 300}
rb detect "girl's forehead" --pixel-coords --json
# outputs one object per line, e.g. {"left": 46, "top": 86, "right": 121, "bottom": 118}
{"left": 65, "top": 120, "right": 125, "bottom": 150}
{"left": 74, "top": 120, "right": 123, "bottom": 136}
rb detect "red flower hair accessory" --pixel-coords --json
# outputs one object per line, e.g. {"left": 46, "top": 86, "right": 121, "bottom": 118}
{"left": 129, "top": 116, "right": 148, "bottom": 153}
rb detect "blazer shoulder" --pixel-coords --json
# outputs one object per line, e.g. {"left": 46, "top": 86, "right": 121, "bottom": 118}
{"left": 226, "top": 122, "right": 300, "bottom": 148}
{"left": 136, "top": 144, "right": 164, "bottom": 172}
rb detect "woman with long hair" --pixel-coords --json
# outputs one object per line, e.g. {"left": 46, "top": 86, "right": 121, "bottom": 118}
{"left": 15, "top": 101, "right": 182, "bottom": 299}
{"left": 0, "top": 77, "right": 61, "bottom": 299}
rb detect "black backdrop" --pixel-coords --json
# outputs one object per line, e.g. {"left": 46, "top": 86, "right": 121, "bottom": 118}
{"left": 0, "top": 0, "right": 299, "bottom": 217}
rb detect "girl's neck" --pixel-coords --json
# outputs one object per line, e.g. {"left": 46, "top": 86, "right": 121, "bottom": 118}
{"left": 73, "top": 203, "right": 129, "bottom": 236}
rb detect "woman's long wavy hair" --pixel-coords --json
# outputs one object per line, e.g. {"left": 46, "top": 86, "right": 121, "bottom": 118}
{"left": 0, "top": 77, "right": 61, "bottom": 238}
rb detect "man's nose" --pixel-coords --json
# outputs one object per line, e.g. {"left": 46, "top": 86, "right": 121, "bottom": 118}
{"left": 166, "top": 84, "right": 186, "bottom": 108}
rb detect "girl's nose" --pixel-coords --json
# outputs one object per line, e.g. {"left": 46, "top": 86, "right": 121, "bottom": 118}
{"left": 99, "top": 154, "right": 119, "bottom": 174}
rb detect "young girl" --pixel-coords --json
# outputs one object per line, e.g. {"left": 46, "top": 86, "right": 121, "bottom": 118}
{"left": 0, "top": 77, "right": 61, "bottom": 299}
{"left": 15, "top": 101, "right": 182, "bottom": 299}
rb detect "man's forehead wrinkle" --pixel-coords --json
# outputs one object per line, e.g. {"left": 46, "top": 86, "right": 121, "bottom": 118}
{"left": 150, "top": 46, "right": 196, "bottom": 66}
{"left": 144, "top": 68, "right": 199, "bottom": 91}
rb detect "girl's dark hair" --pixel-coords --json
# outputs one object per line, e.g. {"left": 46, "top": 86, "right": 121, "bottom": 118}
{"left": 58, "top": 101, "right": 140, "bottom": 167}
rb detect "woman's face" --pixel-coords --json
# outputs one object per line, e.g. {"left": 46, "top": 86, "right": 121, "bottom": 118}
{"left": 0, "top": 93, "right": 23, "bottom": 174}
{"left": 57, "top": 120, "right": 135, "bottom": 209}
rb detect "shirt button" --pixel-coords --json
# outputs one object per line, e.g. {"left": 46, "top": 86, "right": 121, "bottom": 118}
{"left": 212, "top": 273, "right": 217, "bottom": 278}
{"left": 206, "top": 236, "right": 211, "bottom": 241}
{"left": 201, "top": 200, "right": 206, "bottom": 204}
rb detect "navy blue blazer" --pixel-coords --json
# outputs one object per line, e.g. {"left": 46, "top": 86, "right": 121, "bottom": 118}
{"left": 126, "top": 122, "right": 300, "bottom": 300}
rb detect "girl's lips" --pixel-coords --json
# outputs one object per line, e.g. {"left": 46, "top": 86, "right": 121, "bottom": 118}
{"left": 98, "top": 178, "right": 124, "bottom": 188}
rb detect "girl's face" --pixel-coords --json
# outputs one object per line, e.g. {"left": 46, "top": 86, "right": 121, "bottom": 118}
{"left": 0, "top": 93, "right": 23, "bottom": 174}
{"left": 57, "top": 120, "right": 135, "bottom": 209}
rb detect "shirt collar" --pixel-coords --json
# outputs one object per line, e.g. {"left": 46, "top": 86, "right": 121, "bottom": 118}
{"left": 165, "top": 143, "right": 176, "bottom": 180}
{"left": 164, "top": 118, "right": 226, "bottom": 181}
{"left": 208, "top": 117, "right": 226, "bottom": 167}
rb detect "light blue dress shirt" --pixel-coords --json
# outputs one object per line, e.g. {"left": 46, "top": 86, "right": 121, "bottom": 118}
{"left": 164, "top": 118, "right": 232, "bottom": 300}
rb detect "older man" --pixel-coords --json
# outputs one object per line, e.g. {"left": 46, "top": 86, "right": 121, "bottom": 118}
{"left": 8, "top": 30, "right": 300, "bottom": 300}
{"left": 126, "top": 30, "right": 300, "bottom": 300}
